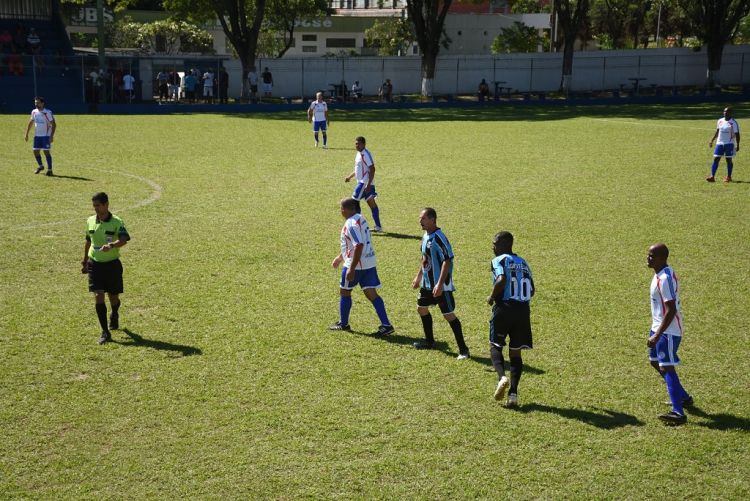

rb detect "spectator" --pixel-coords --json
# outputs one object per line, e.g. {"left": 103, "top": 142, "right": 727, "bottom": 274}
{"left": 183, "top": 70, "right": 196, "bottom": 103}
{"left": 156, "top": 70, "right": 168, "bottom": 103}
{"left": 379, "top": 78, "right": 393, "bottom": 103}
{"left": 168, "top": 70, "right": 181, "bottom": 102}
{"left": 351, "top": 80, "right": 362, "bottom": 102}
{"left": 122, "top": 71, "right": 135, "bottom": 102}
{"left": 247, "top": 66, "right": 258, "bottom": 102}
{"left": 26, "top": 27, "right": 41, "bottom": 55}
{"left": 203, "top": 68, "right": 215, "bottom": 103}
{"left": 0, "top": 30, "right": 12, "bottom": 52}
{"left": 13, "top": 24, "right": 26, "bottom": 53}
{"left": 261, "top": 66, "right": 273, "bottom": 99}
{"left": 7, "top": 52, "right": 24, "bottom": 76}
{"left": 478, "top": 78, "right": 490, "bottom": 102}
{"left": 218, "top": 67, "right": 229, "bottom": 104}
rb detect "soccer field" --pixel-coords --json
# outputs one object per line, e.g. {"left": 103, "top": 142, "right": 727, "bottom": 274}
{"left": 1, "top": 104, "right": 749, "bottom": 499}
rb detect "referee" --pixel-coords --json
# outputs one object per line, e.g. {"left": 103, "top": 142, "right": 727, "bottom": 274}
{"left": 81, "top": 192, "right": 130, "bottom": 344}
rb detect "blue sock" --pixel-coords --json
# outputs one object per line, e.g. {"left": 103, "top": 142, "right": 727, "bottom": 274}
{"left": 44, "top": 153, "right": 52, "bottom": 170}
{"left": 727, "top": 159, "right": 733, "bottom": 177}
{"left": 370, "top": 296, "right": 391, "bottom": 326}
{"left": 664, "top": 370, "right": 687, "bottom": 415}
{"left": 35, "top": 155, "right": 43, "bottom": 167}
{"left": 323, "top": 133, "right": 327, "bottom": 146}
{"left": 711, "top": 158, "right": 720, "bottom": 176}
{"left": 339, "top": 296, "right": 352, "bottom": 325}
{"left": 371, "top": 206, "right": 381, "bottom": 228}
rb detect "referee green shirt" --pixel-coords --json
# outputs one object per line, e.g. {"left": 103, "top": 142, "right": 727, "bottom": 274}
{"left": 86, "top": 212, "right": 130, "bottom": 263}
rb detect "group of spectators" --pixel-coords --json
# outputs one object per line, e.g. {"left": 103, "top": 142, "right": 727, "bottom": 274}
{"left": 0, "top": 23, "right": 44, "bottom": 77}
{"left": 86, "top": 66, "right": 137, "bottom": 104}
{"left": 157, "top": 67, "right": 230, "bottom": 104}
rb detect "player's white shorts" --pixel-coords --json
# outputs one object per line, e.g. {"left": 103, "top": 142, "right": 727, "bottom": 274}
{"left": 262, "top": 83, "right": 272, "bottom": 94}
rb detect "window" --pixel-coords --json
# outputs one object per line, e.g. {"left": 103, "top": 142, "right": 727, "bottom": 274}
{"left": 302, "top": 34, "right": 317, "bottom": 42}
{"left": 326, "top": 38, "right": 356, "bottom": 48}
{"left": 302, "top": 46, "right": 317, "bottom": 53}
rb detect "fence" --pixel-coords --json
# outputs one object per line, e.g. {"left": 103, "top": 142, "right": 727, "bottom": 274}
{"left": 4, "top": 46, "right": 750, "bottom": 107}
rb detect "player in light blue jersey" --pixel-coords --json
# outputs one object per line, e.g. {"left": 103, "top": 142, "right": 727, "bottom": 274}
{"left": 647, "top": 243, "right": 692, "bottom": 425}
{"left": 329, "top": 198, "right": 394, "bottom": 336}
{"left": 411, "top": 208, "right": 469, "bottom": 359}
{"left": 487, "top": 231, "right": 534, "bottom": 407}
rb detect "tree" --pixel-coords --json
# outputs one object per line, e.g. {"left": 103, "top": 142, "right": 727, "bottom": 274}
{"left": 510, "top": 0, "right": 551, "bottom": 13}
{"left": 677, "top": 0, "right": 750, "bottom": 87}
{"left": 406, "top": 0, "right": 453, "bottom": 96}
{"left": 491, "top": 21, "right": 543, "bottom": 53}
{"left": 164, "top": 0, "right": 266, "bottom": 97}
{"left": 364, "top": 18, "right": 415, "bottom": 56}
{"left": 589, "top": 0, "right": 653, "bottom": 49}
{"left": 109, "top": 17, "right": 214, "bottom": 53}
{"left": 554, "top": 0, "right": 590, "bottom": 94}
{"left": 262, "top": 0, "right": 328, "bottom": 58}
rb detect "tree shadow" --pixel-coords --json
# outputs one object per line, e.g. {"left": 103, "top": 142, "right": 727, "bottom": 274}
{"left": 373, "top": 231, "right": 422, "bottom": 240}
{"left": 687, "top": 405, "right": 750, "bottom": 432}
{"left": 114, "top": 328, "right": 202, "bottom": 357}
{"left": 50, "top": 174, "right": 94, "bottom": 181}
{"left": 517, "top": 403, "right": 645, "bottom": 430}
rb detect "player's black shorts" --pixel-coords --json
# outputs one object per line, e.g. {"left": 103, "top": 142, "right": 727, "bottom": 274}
{"left": 490, "top": 301, "right": 532, "bottom": 349}
{"left": 88, "top": 259, "right": 124, "bottom": 294}
{"left": 417, "top": 287, "right": 455, "bottom": 315}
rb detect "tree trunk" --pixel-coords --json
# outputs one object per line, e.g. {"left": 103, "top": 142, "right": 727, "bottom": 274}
{"left": 421, "top": 49, "right": 437, "bottom": 96}
{"left": 560, "top": 35, "right": 575, "bottom": 95}
{"left": 239, "top": 53, "right": 256, "bottom": 99}
{"left": 706, "top": 41, "right": 724, "bottom": 89}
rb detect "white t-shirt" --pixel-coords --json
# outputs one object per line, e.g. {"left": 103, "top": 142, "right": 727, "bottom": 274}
{"left": 650, "top": 266, "right": 683, "bottom": 336}
{"left": 340, "top": 213, "right": 376, "bottom": 270}
{"left": 203, "top": 72, "right": 214, "bottom": 86}
{"left": 716, "top": 118, "right": 739, "bottom": 145}
{"left": 308, "top": 100, "right": 328, "bottom": 122}
{"left": 354, "top": 148, "right": 374, "bottom": 184}
{"left": 30, "top": 108, "right": 54, "bottom": 137}
{"left": 122, "top": 74, "right": 135, "bottom": 90}
{"left": 247, "top": 71, "right": 258, "bottom": 85}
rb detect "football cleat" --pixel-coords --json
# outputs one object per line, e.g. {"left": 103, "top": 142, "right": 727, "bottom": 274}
{"left": 328, "top": 321, "right": 351, "bottom": 331}
{"left": 35, "top": 166, "right": 44, "bottom": 174}
{"left": 98, "top": 331, "right": 112, "bottom": 345}
{"left": 412, "top": 340, "right": 434, "bottom": 350}
{"left": 46, "top": 170, "right": 53, "bottom": 176}
{"left": 706, "top": 176, "right": 715, "bottom": 182}
{"left": 724, "top": 176, "right": 732, "bottom": 183}
{"left": 372, "top": 324, "right": 394, "bottom": 336}
{"left": 373, "top": 226, "right": 382, "bottom": 232}
{"left": 658, "top": 411, "right": 687, "bottom": 425}
{"left": 494, "top": 376, "right": 509, "bottom": 401}
{"left": 456, "top": 350, "right": 470, "bottom": 360}
{"left": 504, "top": 393, "right": 519, "bottom": 408}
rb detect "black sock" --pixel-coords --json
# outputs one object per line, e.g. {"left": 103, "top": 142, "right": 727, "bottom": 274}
{"left": 420, "top": 313, "right": 434, "bottom": 344}
{"left": 509, "top": 356, "right": 523, "bottom": 394}
{"left": 111, "top": 300, "right": 120, "bottom": 317}
{"left": 490, "top": 345, "right": 505, "bottom": 378}
{"left": 95, "top": 303, "right": 109, "bottom": 332}
{"left": 449, "top": 317, "right": 468, "bottom": 353}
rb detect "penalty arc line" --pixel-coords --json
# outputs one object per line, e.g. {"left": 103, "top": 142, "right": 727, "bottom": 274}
{"left": 0, "top": 167, "right": 162, "bottom": 232}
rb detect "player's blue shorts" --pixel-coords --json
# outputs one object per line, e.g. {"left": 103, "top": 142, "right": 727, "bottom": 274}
{"left": 352, "top": 183, "right": 377, "bottom": 201}
{"left": 714, "top": 143, "right": 735, "bottom": 158}
{"left": 648, "top": 331, "right": 682, "bottom": 366}
{"left": 313, "top": 120, "right": 327, "bottom": 132}
{"left": 33, "top": 136, "right": 51, "bottom": 150}
{"left": 340, "top": 266, "right": 381, "bottom": 290}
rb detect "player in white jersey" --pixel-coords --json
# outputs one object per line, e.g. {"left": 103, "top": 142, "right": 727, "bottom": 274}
{"left": 646, "top": 243, "right": 692, "bottom": 425}
{"left": 24, "top": 96, "right": 56, "bottom": 176}
{"left": 344, "top": 136, "right": 383, "bottom": 231}
{"left": 707, "top": 106, "right": 740, "bottom": 182}
{"left": 329, "top": 198, "right": 394, "bottom": 336}
{"left": 307, "top": 92, "right": 329, "bottom": 148}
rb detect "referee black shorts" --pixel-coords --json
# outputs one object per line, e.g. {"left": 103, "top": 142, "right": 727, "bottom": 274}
{"left": 417, "top": 287, "right": 455, "bottom": 315}
{"left": 490, "top": 301, "right": 532, "bottom": 350}
{"left": 88, "top": 259, "right": 124, "bottom": 294}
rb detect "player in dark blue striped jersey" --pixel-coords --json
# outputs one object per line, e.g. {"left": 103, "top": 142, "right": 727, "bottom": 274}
{"left": 487, "top": 231, "right": 534, "bottom": 407}
{"left": 411, "top": 208, "right": 469, "bottom": 359}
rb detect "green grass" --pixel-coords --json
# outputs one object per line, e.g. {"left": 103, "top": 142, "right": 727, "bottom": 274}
{"left": 1, "top": 104, "right": 749, "bottom": 499}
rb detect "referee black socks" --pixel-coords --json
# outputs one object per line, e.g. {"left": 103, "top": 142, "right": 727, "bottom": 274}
{"left": 95, "top": 303, "right": 109, "bottom": 333}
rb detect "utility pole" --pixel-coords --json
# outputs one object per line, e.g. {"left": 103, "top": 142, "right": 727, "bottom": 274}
{"left": 97, "top": 0, "right": 105, "bottom": 69}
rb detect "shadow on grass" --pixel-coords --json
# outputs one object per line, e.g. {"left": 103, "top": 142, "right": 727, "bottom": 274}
{"left": 373, "top": 231, "right": 422, "bottom": 240}
{"left": 50, "top": 174, "right": 94, "bottom": 181}
{"left": 516, "top": 403, "right": 645, "bottom": 429}
{"left": 114, "top": 328, "right": 202, "bottom": 357}
{"left": 475, "top": 356, "right": 545, "bottom": 375}
{"left": 688, "top": 405, "right": 750, "bottom": 432}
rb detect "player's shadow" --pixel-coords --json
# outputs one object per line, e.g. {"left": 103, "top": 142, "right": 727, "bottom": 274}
{"left": 50, "top": 174, "right": 94, "bottom": 181}
{"left": 687, "top": 405, "right": 750, "bottom": 432}
{"left": 516, "top": 403, "right": 645, "bottom": 429}
{"left": 114, "top": 328, "right": 202, "bottom": 357}
{"left": 347, "top": 328, "right": 423, "bottom": 348}
{"left": 476, "top": 357, "right": 545, "bottom": 375}
{"left": 373, "top": 231, "right": 422, "bottom": 240}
